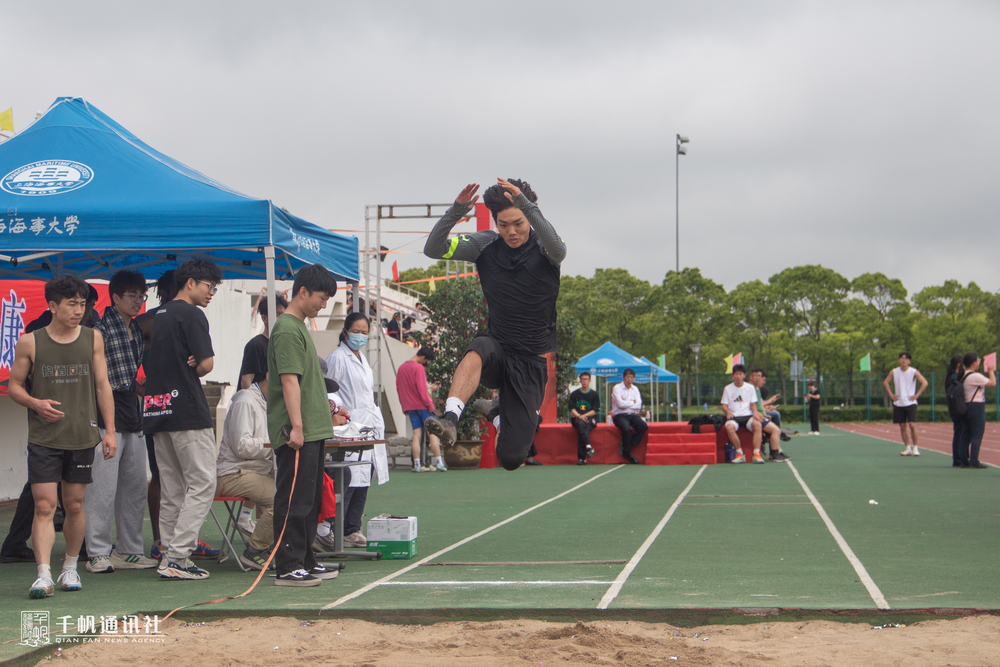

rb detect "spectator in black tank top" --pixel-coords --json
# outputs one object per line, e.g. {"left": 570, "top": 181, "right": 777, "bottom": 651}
{"left": 422, "top": 178, "right": 566, "bottom": 470}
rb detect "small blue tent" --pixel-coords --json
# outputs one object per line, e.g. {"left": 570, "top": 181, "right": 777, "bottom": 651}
{"left": 0, "top": 97, "right": 358, "bottom": 291}
{"left": 574, "top": 341, "right": 649, "bottom": 378}
{"left": 574, "top": 342, "right": 681, "bottom": 421}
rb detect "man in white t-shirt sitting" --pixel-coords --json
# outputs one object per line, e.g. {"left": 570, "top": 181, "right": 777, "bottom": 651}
{"left": 882, "top": 352, "right": 928, "bottom": 457}
{"left": 720, "top": 364, "right": 765, "bottom": 464}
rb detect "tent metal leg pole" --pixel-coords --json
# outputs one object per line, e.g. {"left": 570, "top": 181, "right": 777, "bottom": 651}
{"left": 265, "top": 247, "right": 277, "bottom": 336}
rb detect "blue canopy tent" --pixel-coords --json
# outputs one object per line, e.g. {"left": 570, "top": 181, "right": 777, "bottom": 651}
{"left": 574, "top": 342, "right": 682, "bottom": 421}
{"left": 0, "top": 97, "right": 358, "bottom": 323}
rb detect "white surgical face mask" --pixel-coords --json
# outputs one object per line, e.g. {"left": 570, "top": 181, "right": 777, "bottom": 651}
{"left": 347, "top": 332, "right": 369, "bottom": 350}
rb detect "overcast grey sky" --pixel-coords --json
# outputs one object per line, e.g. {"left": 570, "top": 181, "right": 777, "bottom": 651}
{"left": 5, "top": 1, "right": 999, "bottom": 295}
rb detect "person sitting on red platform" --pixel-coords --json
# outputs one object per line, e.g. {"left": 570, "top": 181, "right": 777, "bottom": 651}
{"left": 721, "top": 364, "right": 765, "bottom": 464}
{"left": 569, "top": 372, "right": 599, "bottom": 465}
{"left": 611, "top": 369, "right": 645, "bottom": 465}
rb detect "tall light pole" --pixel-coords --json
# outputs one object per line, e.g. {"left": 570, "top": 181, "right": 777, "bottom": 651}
{"left": 675, "top": 134, "right": 689, "bottom": 273}
{"left": 689, "top": 343, "right": 702, "bottom": 410}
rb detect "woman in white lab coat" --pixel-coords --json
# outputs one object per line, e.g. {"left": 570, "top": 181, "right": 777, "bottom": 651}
{"left": 324, "top": 312, "right": 389, "bottom": 547}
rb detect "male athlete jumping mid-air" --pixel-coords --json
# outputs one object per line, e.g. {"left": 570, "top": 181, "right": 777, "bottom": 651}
{"left": 423, "top": 178, "right": 566, "bottom": 470}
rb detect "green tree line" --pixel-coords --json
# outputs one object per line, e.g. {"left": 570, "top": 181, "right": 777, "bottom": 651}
{"left": 557, "top": 265, "right": 1000, "bottom": 407}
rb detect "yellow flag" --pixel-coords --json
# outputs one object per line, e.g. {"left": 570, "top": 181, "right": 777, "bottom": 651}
{"left": 0, "top": 108, "right": 13, "bottom": 133}
{"left": 724, "top": 353, "right": 734, "bottom": 374}
{"left": 428, "top": 277, "right": 436, "bottom": 292}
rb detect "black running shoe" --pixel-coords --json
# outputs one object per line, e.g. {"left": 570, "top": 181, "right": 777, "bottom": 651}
{"left": 275, "top": 569, "right": 321, "bottom": 587}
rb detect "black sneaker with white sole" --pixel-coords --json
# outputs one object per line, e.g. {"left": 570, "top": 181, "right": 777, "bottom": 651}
{"left": 309, "top": 563, "right": 339, "bottom": 580}
{"left": 275, "top": 569, "right": 321, "bottom": 587}
{"left": 769, "top": 452, "right": 791, "bottom": 462}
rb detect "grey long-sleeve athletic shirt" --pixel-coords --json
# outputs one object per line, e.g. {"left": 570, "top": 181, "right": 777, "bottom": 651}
{"left": 424, "top": 193, "right": 566, "bottom": 356}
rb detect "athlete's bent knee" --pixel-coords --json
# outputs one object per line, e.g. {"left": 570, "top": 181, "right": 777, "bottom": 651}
{"left": 497, "top": 451, "right": 524, "bottom": 471}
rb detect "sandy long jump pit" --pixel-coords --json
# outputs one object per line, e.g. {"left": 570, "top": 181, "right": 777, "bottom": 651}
{"left": 32, "top": 614, "right": 1000, "bottom": 666}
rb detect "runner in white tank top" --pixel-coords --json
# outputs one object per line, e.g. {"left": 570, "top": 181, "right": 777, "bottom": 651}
{"left": 882, "top": 353, "right": 929, "bottom": 456}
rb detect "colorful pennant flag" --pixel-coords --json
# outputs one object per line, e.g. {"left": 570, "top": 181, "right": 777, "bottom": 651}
{"left": 428, "top": 277, "right": 435, "bottom": 292}
{"left": 859, "top": 353, "right": 871, "bottom": 372}
{"left": 391, "top": 260, "right": 399, "bottom": 282}
{"left": 724, "top": 353, "right": 734, "bottom": 374}
{"left": 0, "top": 108, "right": 13, "bottom": 133}
{"left": 657, "top": 354, "right": 666, "bottom": 369}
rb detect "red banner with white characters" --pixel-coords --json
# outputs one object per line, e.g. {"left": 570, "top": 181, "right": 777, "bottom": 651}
{"left": 0, "top": 280, "right": 114, "bottom": 395}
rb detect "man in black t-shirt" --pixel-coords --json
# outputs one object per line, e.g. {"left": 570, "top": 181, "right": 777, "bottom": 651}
{"left": 238, "top": 295, "right": 288, "bottom": 390}
{"left": 569, "top": 372, "right": 600, "bottom": 464}
{"left": 423, "top": 178, "right": 566, "bottom": 471}
{"left": 143, "top": 259, "right": 222, "bottom": 581}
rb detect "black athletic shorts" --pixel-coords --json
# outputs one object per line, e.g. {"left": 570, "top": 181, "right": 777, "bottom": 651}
{"left": 27, "top": 443, "right": 96, "bottom": 485}
{"left": 466, "top": 334, "right": 547, "bottom": 471}
{"left": 892, "top": 404, "right": 918, "bottom": 423}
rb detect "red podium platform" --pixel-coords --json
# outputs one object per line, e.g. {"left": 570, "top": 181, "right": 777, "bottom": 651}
{"left": 527, "top": 422, "right": 718, "bottom": 466}
{"left": 479, "top": 420, "right": 760, "bottom": 467}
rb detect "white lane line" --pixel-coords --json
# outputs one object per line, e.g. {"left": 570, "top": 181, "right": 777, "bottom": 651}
{"left": 786, "top": 460, "right": 889, "bottom": 609}
{"left": 380, "top": 580, "right": 611, "bottom": 586}
{"left": 321, "top": 465, "right": 625, "bottom": 610}
{"left": 596, "top": 465, "right": 707, "bottom": 610}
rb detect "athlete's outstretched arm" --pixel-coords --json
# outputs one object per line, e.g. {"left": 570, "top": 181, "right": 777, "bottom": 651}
{"left": 514, "top": 193, "right": 566, "bottom": 265}
{"left": 424, "top": 183, "right": 497, "bottom": 262}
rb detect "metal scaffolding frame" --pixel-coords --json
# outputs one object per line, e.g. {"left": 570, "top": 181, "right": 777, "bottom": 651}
{"left": 361, "top": 202, "right": 464, "bottom": 408}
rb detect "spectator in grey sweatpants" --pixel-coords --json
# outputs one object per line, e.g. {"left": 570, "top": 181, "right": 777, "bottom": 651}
{"left": 85, "top": 271, "right": 159, "bottom": 573}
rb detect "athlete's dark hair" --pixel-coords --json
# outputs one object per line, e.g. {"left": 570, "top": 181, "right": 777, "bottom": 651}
{"left": 732, "top": 364, "right": 746, "bottom": 374}
{"left": 482, "top": 178, "right": 538, "bottom": 221}
{"left": 340, "top": 312, "right": 370, "bottom": 344}
{"left": 45, "top": 276, "right": 90, "bottom": 304}
{"left": 154, "top": 270, "right": 178, "bottom": 304}
{"left": 962, "top": 352, "right": 979, "bottom": 368}
{"left": 948, "top": 354, "right": 963, "bottom": 376}
{"left": 750, "top": 367, "right": 763, "bottom": 375}
{"left": 899, "top": 352, "right": 912, "bottom": 360}
{"left": 579, "top": 371, "right": 591, "bottom": 379}
{"left": 293, "top": 264, "right": 337, "bottom": 298}
{"left": 417, "top": 346, "right": 436, "bottom": 361}
{"left": 623, "top": 368, "right": 636, "bottom": 378}
{"left": 108, "top": 270, "right": 147, "bottom": 300}
{"left": 175, "top": 259, "right": 223, "bottom": 290}
{"left": 257, "top": 295, "right": 289, "bottom": 318}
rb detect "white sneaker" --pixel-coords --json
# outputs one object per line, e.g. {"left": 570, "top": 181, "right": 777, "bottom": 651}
{"left": 86, "top": 555, "right": 114, "bottom": 574}
{"left": 58, "top": 568, "right": 82, "bottom": 591}
{"left": 29, "top": 575, "right": 55, "bottom": 599}
{"left": 901, "top": 447, "right": 912, "bottom": 456}
{"left": 435, "top": 460, "right": 448, "bottom": 472}
{"left": 912, "top": 447, "right": 920, "bottom": 456}
{"left": 343, "top": 532, "right": 367, "bottom": 548}
{"left": 412, "top": 464, "right": 422, "bottom": 473}
{"left": 110, "top": 549, "right": 158, "bottom": 570}
{"left": 237, "top": 517, "right": 257, "bottom": 536}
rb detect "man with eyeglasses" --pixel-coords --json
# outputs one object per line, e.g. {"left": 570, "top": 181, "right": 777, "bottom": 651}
{"left": 83, "top": 270, "right": 159, "bottom": 574}
{"left": 143, "top": 259, "right": 223, "bottom": 580}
